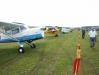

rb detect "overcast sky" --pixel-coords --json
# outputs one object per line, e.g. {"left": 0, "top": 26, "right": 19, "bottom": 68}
{"left": 0, "top": 0, "right": 99, "bottom": 27}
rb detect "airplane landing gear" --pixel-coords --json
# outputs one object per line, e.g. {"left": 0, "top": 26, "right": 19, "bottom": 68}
{"left": 18, "top": 41, "right": 36, "bottom": 53}
{"left": 26, "top": 41, "right": 36, "bottom": 48}
{"left": 18, "top": 47, "right": 24, "bottom": 53}
{"left": 30, "top": 44, "right": 36, "bottom": 48}
{"left": 19, "top": 42, "right": 24, "bottom": 53}
{"left": 55, "top": 34, "right": 58, "bottom": 37}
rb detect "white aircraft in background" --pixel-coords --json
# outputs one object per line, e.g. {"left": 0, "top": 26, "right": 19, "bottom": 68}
{"left": 0, "top": 21, "right": 44, "bottom": 53}
{"left": 61, "top": 28, "right": 71, "bottom": 34}
{"left": 58, "top": 27, "right": 73, "bottom": 34}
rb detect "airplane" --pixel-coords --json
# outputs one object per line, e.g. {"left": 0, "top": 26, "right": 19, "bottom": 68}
{"left": 0, "top": 21, "right": 44, "bottom": 53}
{"left": 61, "top": 27, "right": 71, "bottom": 34}
{"left": 58, "top": 27, "right": 73, "bottom": 34}
{"left": 44, "top": 26, "right": 61, "bottom": 37}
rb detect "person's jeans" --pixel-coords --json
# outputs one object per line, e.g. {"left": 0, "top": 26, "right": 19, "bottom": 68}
{"left": 95, "top": 37, "right": 97, "bottom": 42}
{"left": 82, "top": 33, "right": 85, "bottom": 39}
{"left": 90, "top": 37, "right": 95, "bottom": 48}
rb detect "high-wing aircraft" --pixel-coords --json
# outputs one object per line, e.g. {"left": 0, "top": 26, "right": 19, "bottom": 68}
{"left": 61, "top": 28, "right": 71, "bottom": 34}
{"left": 58, "top": 27, "right": 73, "bottom": 33}
{"left": 0, "top": 21, "right": 44, "bottom": 53}
{"left": 44, "top": 26, "right": 61, "bottom": 37}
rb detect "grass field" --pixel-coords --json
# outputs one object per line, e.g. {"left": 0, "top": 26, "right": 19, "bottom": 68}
{"left": 0, "top": 30, "right": 99, "bottom": 75}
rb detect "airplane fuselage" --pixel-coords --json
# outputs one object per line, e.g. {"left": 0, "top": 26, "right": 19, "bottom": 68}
{"left": 0, "top": 21, "right": 44, "bottom": 53}
{"left": 0, "top": 26, "right": 44, "bottom": 43}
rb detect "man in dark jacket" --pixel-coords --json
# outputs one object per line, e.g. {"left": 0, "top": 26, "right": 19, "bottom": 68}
{"left": 82, "top": 28, "right": 85, "bottom": 39}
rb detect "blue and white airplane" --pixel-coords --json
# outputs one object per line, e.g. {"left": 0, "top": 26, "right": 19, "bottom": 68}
{"left": 0, "top": 21, "right": 44, "bottom": 53}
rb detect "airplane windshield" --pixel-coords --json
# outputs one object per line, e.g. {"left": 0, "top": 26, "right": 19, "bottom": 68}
{"left": 12, "top": 28, "right": 19, "bottom": 34}
{"left": 20, "top": 26, "right": 27, "bottom": 31}
{"left": 4, "top": 26, "right": 27, "bottom": 35}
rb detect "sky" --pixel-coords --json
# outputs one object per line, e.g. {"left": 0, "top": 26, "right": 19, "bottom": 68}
{"left": 0, "top": 0, "right": 99, "bottom": 27}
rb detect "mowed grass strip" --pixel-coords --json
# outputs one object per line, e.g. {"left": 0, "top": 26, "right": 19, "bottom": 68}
{"left": 0, "top": 30, "right": 99, "bottom": 75}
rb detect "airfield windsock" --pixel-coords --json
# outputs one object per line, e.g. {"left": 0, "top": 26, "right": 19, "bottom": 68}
{"left": 73, "top": 30, "right": 82, "bottom": 75}
{"left": 78, "top": 44, "right": 80, "bottom": 50}
{"left": 73, "top": 58, "right": 80, "bottom": 74}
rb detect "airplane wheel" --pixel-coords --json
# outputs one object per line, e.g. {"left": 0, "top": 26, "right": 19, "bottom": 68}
{"left": 18, "top": 47, "right": 24, "bottom": 53}
{"left": 55, "top": 34, "right": 58, "bottom": 37}
{"left": 63, "top": 32, "right": 65, "bottom": 34}
{"left": 31, "top": 44, "right": 36, "bottom": 48}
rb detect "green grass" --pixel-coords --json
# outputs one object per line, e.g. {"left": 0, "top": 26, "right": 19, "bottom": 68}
{"left": 0, "top": 30, "right": 99, "bottom": 75}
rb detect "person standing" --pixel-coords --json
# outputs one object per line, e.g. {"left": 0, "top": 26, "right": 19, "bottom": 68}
{"left": 82, "top": 28, "right": 85, "bottom": 39}
{"left": 94, "top": 28, "right": 97, "bottom": 42}
{"left": 88, "top": 28, "right": 97, "bottom": 49}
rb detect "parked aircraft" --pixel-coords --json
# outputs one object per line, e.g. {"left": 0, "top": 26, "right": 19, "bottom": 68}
{"left": 58, "top": 27, "right": 73, "bottom": 33}
{"left": 44, "top": 26, "right": 61, "bottom": 37}
{"left": 0, "top": 21, "right": 44, "bottom": 53}
{"left": 61, "top": 28, "right": 71, "bottom": 34}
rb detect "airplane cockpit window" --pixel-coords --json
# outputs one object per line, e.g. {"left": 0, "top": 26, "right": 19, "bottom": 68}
{"left": 4, "top": 27, "right": 12, "bottom": 35}
{"left": 0, "top": 26, "right": 5, "bottom": 33}
{"left": 5, "top": 30, "right": 12, "bottom": 35}
{"left": 20, "top": 26, "right": 26, "bottom": 31}
{"left": 12, "top": 28, "right": 19, "bottom": 34}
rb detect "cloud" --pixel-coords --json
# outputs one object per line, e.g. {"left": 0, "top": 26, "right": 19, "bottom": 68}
{"left": 0, "top": 0, "right": 99, "bottom": 27}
